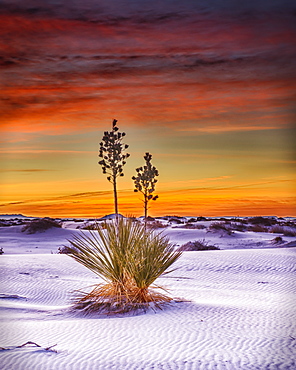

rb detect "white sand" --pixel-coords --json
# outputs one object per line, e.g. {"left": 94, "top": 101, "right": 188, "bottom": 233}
{"left": 0, "top": 223, "right": 296, "bottom": 369}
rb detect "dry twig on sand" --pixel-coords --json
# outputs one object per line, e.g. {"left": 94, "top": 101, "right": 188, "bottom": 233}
{"left": 0, "top": 341, "right": 57, "bottom": 352}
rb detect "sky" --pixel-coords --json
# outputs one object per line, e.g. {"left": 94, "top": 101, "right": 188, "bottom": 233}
{"left": 1, "top": 0, "right": 295, "bottom": 218}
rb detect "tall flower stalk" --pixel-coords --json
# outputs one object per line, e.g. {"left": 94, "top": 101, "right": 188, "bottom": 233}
{"left": 132, "top": 152, "right": 159, "bottom": 219}
{"left": 98, "top": 119, "right": 130, "bottom": 216}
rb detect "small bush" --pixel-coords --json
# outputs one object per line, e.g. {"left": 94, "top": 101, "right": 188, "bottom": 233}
{"left": 22, "top": 218, "right": 61, "bottom": 234}
{"left": 178, "top": 239, "right": 219, "bottom": 251}
{"left": 181, "top": 224, "right": 206, "bottom": 229}
{"left": 169, "top": 218, "right": 183, "bottom": 224}
{"left": 146, "top": 220, "right": 167, "bottom": 230}
{"left": 58, "top": 246, "right": 73, "bottom": 254}
{"left": 228, "top": 222, "right": 247, "bottom": 232}
{"left": 80, "top": 223, "right": 103, "bottom": 230}
{"left": 187, "top": 218, "right": 197, "bottom": 223}
{"left": 196, "top": 216, "right": 208, "bottom": 221}
{"left": 0, "top": 247, "right": 4, "bottom": 255}
{"left": 270, "top": 225, "right": 296, "bottom": 237}
{"left": 248, "top": 217, "right": 276, "bottom": 227}
{"left": 208, "top": 222, "right": 233, "bottom": 235}
{"left": 271, "top": 236, "right": 284, "bottom": 245}
{"left": 145, "top": 216, "right": 155, "bottom": 222}
{"left": 248, "top": 225, "right": 268, "bottom": 233}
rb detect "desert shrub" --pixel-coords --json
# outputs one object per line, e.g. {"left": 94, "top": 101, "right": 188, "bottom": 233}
{"left": 269, "top": 225, "right": 283, "bottom": 234}
{"left": 21, "top": 218, "right": 61, "bottom": 234}
{"left": 208, "top": 222, "right": 233, "bottom": 235}
{"left": 0, "top": 247, "right": 4, "bottom": 255}
{"left": 187, "top": 218, "right": 197, "bottom": 223}
{"left": 270, "top": 225, "right": 296, "bottom": 237}
{"left": 228, "top": 222, "right": 247, "bottom": 232}
{"left": 181, "top": 224, "right": 206, "bottom": 229}
{"left": 281, "top": 221, "right": 296, "bottom": 228}
{"left": 283, "top": 228, "right": 296, "bottom": 237}
{"left": 58, "top": 246, "right": 73, "bottom": 254}
{"left": 168, "top": 218, "right": 184, "bottom": 224}
{"left": 146, "top": 220, "right": 167, "bottom": 230}
{"left": 80, "top": 223, "right": 102, "bottom": 230}
{"left": 178, "top": 239, "right": 219, "bottom": 251}
{"left": 271, "top": 236, "right": 284, "bottom": 245}
{"left": 145, "top": 216, "right": 155, "bottom": 221}
{"left": 67, "top": 218, "right": 182, "bottom": 314}
{"left": 0, "top": 221, "right": 9, "bottom": 227}
{"left": 196, "top": 216, "right": 207, "bottom": 221}
{"left": 0, "top": 219, "right": 27, "bottom": 227}
{"left": 247, "top": 225, "right": 268, "bottom": 233}
{"left": 163, "top": 216, "right": 186, "bottom": 223}
{"left": 248, "top": 217, "right": 276, "bottom": 227}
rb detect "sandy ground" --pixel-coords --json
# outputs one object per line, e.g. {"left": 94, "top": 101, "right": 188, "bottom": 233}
{"left": 0, "top": 220, "right": 296, "bottom": 369}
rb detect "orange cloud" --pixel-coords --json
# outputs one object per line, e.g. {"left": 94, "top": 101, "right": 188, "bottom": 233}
{"left": 1, "top": 6, "right": 295, "bottom": 218}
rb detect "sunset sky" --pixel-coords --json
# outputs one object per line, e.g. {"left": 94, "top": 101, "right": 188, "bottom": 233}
{"left": 1, "top": 0, "right": 295, "bottom": 218}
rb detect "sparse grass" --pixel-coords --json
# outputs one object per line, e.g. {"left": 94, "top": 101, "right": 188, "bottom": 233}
{"left": 208, "top": 222, "right": 233, "bottom": 235}
{"left": 247, "top": 225, "right": 268, "bottom": 233}
{"left": 178, "top": 239, "right": 219, "bottom": 251}
{"left": 248, "top": 217, "right": 276, "bottom": 227}
{"left": 181, "top": 224, "right": 206, "bottom": 229}
{"left": 228, "top": 222, "right": 247, "bottom": 232}
{"left": 80, "top": 222, "right": 105, "bottom": 230}
{"left": 269, "top": 225, "right": 296, "bottom": 237}
{"left": 146, "top": 220, "right": 168, "bottom": 230}
{"left": 21, "top": 218, "right": 61, "bottom": 234}
{"left": 67, "top": 218, "right": 182, "bottom": 314}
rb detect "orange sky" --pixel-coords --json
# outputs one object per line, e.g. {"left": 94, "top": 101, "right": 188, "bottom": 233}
{"left": 1, "top": 0, "right": 295, "bottom": 218}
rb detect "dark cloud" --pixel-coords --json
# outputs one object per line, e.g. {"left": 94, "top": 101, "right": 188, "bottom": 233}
{"left": 0, "top": 190, "right": 113, "bottom": 209}
{"left": 0, "top": 0, "right": 295, "bottom": 131}
{"left": 0, "top": 201, "right": 24, "bottom": 207}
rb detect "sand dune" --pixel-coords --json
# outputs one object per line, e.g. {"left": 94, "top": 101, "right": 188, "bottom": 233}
{"left": 1, "top": 228, "right": 296, "bottom": 369}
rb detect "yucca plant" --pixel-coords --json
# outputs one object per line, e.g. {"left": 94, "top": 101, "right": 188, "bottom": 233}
{"left": 67, "top": 218, "right": 182, "bottom": 314}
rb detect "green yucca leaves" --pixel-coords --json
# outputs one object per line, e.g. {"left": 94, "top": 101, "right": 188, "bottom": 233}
{"left": 67, "top": 218, "right": 182, "bottom": 313}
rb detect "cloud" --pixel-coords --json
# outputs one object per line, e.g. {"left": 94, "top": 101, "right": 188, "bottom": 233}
{"left": 1, "top": 1, "right": 295, "bottom": 136}
{"left": 0, "top": 169, "right": 55, "bottom": 172}
{"left": 0, "top": 190, "right": 113, "bottom": 208}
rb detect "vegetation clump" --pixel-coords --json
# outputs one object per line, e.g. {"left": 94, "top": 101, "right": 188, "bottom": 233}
{"left": 67, "top": 218, "right": 182, "bottom": 314}
{"left": 228, "top": 222, "right": 247, "bottom": 232}
{"left": 182, "top": 223, "right": 206, "bottom": 230}
{"left": 146, "top": 220, "right": 168, "bottom": 230}
{"left": 248, "top": 217, "right": 276, "bottom": 227}
{"left": 178, "top": 239, "right": 220, "bottom": 251}
{"left": 269, "top": 225, "right": 296, "bottom": 237}
{"left": 271, "top": 236, "right": 284, "bottom": 245}
{"left": 247, "top": 225, "right": 268, "bottom": 233}
{"left": 208, "top": 222, "right": 233, "bottom": 236}
{"left": 21, "top": 218, "right": 61, "bottom": 234}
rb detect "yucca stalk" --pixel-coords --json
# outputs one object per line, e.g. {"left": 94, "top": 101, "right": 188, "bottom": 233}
{"left": 67, "top": 218, "right": 182, "bottom": 314}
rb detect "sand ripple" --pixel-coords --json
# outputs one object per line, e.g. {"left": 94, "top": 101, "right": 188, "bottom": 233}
{"left": 1, "top": 249, "right": 296, "bottom": 369}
